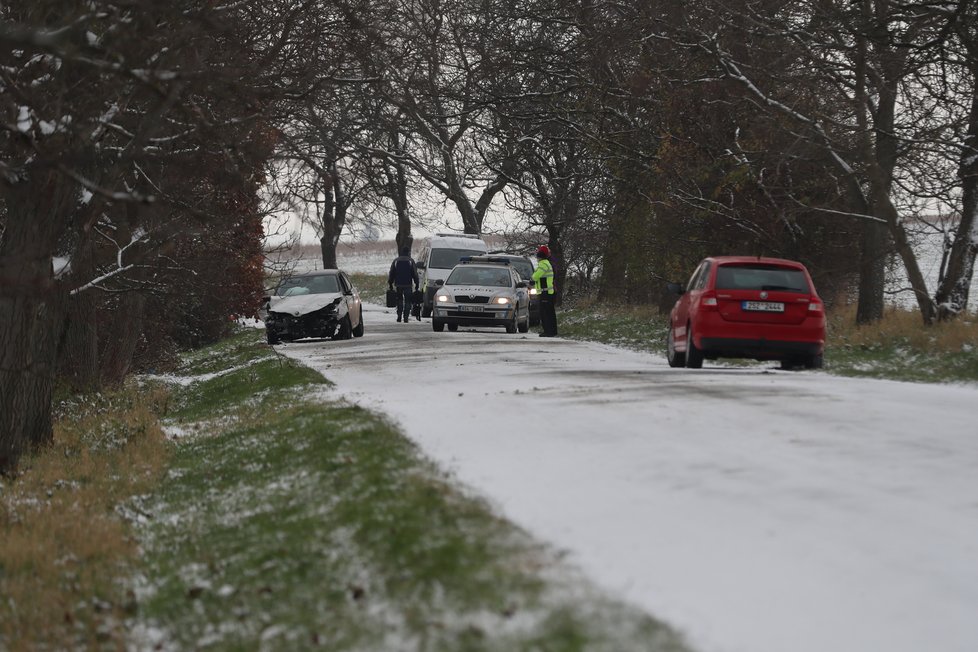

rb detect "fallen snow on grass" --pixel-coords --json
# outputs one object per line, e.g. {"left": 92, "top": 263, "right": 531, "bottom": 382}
{"left": 139, "top": 357, "right": 266, "bottom": 387}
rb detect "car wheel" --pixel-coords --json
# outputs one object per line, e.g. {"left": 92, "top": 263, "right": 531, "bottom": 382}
{"left": 804, "top": 353, "right": 824, "bottom": 370}
{"left": 505, "top": 312, "right": 518, "bottom": 334}
{"left": 684, "top": 323, "right": 704, "bottom": 369}
{"left": 352, "top": 308, "right": 364, "bottom": 337}
{"left": 422, "top": 302, "right": 433, "bottom": 318}
{"left": 334, "top": 315, "right": 353, "bottom": 340}
{"left": 666, "top": 327, "right": 685, "bottom": 367}
{"left": 518, "top": 311, "right": 529, "bottom": 333}
{"left": 447, "top": 323, "right": 458, "bottom": 332}
{"left": 266, "top": 329, "right": 280, "bottom": 345}
{"left": 432, "top": 319, "right": 445, "bottom": 332}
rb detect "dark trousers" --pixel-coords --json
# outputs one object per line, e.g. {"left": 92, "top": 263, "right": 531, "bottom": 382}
{"left": 396, "top": 286, "right": 414, "bottom": 319}
{"left": 539, "top": 292, "right": 558, "bottom": 335}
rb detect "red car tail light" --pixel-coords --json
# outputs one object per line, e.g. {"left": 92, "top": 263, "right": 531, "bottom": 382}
{"left": 701, "top": 292, "right": 719, "bottom": 310}
{"left": 807, "top": 298, "right": 823, "bottom": 313}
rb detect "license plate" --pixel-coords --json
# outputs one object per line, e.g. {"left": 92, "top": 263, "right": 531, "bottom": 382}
{"left": 742, "top": 301, "right": 784, "bottom": 312}
{"left": 459, "top": 305, "right": 482, "bottom": 312}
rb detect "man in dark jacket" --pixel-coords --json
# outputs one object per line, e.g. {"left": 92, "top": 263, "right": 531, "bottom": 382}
{"left": 388, "top": 247, "right": 420, "bottom": 322}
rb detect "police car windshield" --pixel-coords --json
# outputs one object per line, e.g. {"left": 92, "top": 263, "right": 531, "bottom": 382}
{"left": 446, "top": 266, "right": 512, "bottom": 287}
{"left": 429, "top": 248, "right": 486, "bottom": 269}
{"left": 276, "top": 274, "right": 340, "bottom": 296}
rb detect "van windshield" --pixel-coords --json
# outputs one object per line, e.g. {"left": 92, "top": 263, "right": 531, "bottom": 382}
{"left": 429, "top": 248, "right": 486, "bottom": 269}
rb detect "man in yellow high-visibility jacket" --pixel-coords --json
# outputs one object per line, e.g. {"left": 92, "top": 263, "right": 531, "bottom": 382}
{"left": 532, "top": 245, "right": 559, "bottom": 337}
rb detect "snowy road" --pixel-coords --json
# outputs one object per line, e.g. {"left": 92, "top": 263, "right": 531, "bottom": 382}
{"left": 278, "top": 302, "right": 978, "bottom": 652}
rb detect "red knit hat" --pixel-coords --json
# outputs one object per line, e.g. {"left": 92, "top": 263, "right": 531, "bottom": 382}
{"left": 537, "top": 245, "right": 550, "bottom": 257}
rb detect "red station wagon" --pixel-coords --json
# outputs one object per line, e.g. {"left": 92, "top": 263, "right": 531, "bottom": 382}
{"left": 666, "top": 256, "right": 826, "bottom": 370}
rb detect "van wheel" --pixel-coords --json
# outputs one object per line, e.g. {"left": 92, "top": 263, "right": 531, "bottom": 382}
{"left": 684, "top": 323, "right": 704, "bottom": 369}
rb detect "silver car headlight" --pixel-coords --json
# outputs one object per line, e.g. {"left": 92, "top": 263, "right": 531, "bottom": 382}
{"left": 493, "top": 297, "right": 511, "bottom": 305}
{"left": 436, "top": 294, "right": 450, "bottom": 302}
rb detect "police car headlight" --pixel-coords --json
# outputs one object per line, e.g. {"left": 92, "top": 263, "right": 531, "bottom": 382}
{"left": 436, "top": 294, "right": 449, "bottom": 302}
{"left": 494, "top": 297, "right": 510, "bottom": 305}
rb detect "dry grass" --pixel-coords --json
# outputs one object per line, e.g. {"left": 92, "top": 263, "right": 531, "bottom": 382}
{"left": 0, "top": 382, "right": 170, "bottom": 652}
{"left": 828, "top": 304, "right": 978, "bottom": 352}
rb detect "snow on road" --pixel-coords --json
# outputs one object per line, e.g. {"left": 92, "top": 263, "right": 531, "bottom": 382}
{"left": 278, "top": 302, "right": 978, "bottom": 652}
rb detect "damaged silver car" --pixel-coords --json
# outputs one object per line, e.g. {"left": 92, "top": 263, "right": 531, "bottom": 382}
{"left": 263, "top": 270, "right": 364, "bottom": 345}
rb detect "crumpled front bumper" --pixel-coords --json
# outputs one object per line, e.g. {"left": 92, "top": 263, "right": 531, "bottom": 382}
{"left": 265, "top": 309, "right": 339, "bottom": 340}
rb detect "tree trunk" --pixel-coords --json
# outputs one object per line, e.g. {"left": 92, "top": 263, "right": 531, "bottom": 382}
{"left": 58, "top": 236, "right": 99, "bottom": 392}
{"left": 0, "top": 278, "right": 65, "bottom": 473}
{"left": 319, "top": 163, "right": 343, "bottom": 269}
{"left": 389, "top": 158, "right": 413, "bottom": 252}
{"left": 0, "top": 172, "right": 72, "bottom": 473}
{"left": 98, "top": 292, "right": 146, "bottom": 385}
{"left": 935, "top": 90, "right": 978, "bottom": 319}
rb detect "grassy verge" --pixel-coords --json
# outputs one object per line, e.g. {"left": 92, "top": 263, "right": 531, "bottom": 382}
{"left": 825, "top": 305, "right": 978, "bottom": 383}
{"left": 131, "top": 330, "right": 692, "bottom": 651}
{"left": 0, "top": 384, "right": 170, "bottom": 651}
{"left": 350, "top": 272, "right": 389, "bottom": 305}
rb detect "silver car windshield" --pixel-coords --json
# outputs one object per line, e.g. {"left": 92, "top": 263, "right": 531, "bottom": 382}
{"left": 277, "top": 274, "right": 340, "bottom": 296}
{"left": 447, "top": 266, "right": 512, "bottom": 287}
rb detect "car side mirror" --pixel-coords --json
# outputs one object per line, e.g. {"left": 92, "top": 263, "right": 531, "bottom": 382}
{"left": 516, "top": 281, "right": 527, "bottom": 288}
{"left": 666, "top": 282, "right": 685, "bottom": 295}
{"left": 435, "top": 279, "right": 444, "bottom": 286}
{"left": 417, "top": 261, "right": 426, "bottom": 269}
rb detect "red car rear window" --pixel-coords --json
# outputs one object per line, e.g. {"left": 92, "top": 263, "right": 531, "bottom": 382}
{"left": 715, "top": 264, "right": 810, "bottom": 293}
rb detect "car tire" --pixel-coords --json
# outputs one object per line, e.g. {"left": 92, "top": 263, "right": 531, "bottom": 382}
{"left": 352, "top": 308, "right": 364, "bottom": 337}
{"left": 432, "top": 319, "right": 445, "bottom": 332}
{"left": 266, "top": 330, "right": 280, "bottom": 346}
{"left": 447, "top": 323, "right": 458, "bottom": 332}
{"left": 684, "top": 323, "right": 704, "bottom": 369}
{"left": 518, "top": 311, "right": 529, "bottom": 333}
{"left": 505, "top": 312, "right": 518, "bottom": 333}
{"left": 804, "top": 353, "right": 824, "bottom": 370}
{"left": 422, "top": 302, "right": 433, "bottom": 318}
{"left": 334, "top": 315, "right": 353, "bottom": 340}
{"left": 666, "top": 327, "right": 685, "bottom": 367}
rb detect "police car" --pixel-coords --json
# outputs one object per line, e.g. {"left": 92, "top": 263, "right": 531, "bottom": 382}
{"left": 431, "top": 256, "right": 531, "bottom": 333}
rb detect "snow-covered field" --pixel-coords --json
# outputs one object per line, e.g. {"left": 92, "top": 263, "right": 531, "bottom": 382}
{"left": 888, "top": 230, "right": 978, "bottom": 311}
{"left": 278, "top": 303, "right": 978, "bottom": 652}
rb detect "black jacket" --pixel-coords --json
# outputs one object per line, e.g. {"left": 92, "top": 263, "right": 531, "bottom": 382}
{"left": 388, "top": 255, "right": 419, "bottom": 288}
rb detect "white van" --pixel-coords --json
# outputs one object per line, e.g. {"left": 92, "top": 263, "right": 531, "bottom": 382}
{"left": 416, "top": 233, "right": 489, "bottom": 317}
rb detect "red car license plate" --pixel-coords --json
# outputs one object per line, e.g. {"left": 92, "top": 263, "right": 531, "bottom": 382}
{"left": 742, "top": 301, "right": 784, "bottom": 312}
